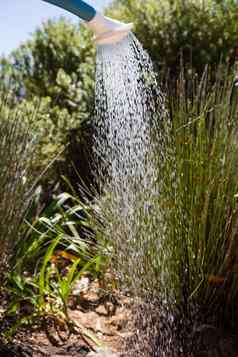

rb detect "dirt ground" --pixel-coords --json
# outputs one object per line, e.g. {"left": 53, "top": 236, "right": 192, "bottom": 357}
{"left": 0, "top": 280, "right": 133, "bottom": 357}
{"left": 1, "top": 278, "right": 238, "bottom": 357}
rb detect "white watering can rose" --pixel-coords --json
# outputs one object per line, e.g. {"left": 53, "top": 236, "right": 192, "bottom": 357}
{"left": 42, "top": 0, "right": 133, "bottom": 45}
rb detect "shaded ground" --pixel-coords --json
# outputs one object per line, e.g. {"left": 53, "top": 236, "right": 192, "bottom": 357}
{"left": 0, "top": 280, "right": 132, "bottom": 357}
{"left": 195, "top": 325, "right": 238, "bottom": 357}
{"left": 1, "top": 279, "right": 238, "bottom": 356}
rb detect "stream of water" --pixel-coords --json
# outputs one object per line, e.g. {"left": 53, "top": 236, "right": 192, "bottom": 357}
{"left": 93, "top": 33, "right": 177, "bottom": 356}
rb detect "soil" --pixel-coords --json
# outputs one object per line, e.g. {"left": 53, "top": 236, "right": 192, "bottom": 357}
{"left": 1, "top": 278, "right": 238, "bottom": 357}
{"left": 0, "top": 280, "right": 133, "bottom": 357}
{"left": 194, "top": 325, "right": 238, "bottom": 357}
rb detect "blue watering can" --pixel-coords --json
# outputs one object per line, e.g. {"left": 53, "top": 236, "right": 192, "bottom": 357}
{"left": 42, "top": 0, "right": 133, "bottom": 44}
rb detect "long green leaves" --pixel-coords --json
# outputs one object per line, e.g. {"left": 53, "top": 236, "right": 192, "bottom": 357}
{"left": 164, "top": 70, "right": 238, "bottom": 316}
{"left": 7, "top": 189, "right": 107, "bottom": 331}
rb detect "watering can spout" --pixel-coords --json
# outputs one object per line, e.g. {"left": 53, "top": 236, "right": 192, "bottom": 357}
{"left": 42, "top": 0, "right": 133, "bottom": 44}
{"left": 87, "top": 13, "right": 133, "bottom": 45}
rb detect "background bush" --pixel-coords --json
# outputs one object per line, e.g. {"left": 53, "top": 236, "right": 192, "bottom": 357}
{"left": 0, "top": 19, "right": 95, "bottom": 193}
{"left": 108, "top": 0, "right": 238, "bottom": 76}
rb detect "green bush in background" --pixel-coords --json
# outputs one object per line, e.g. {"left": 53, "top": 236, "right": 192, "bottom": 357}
{"left": 0, "top": 19, "right": 95, "bottom": 191}
{"left": 108, "top": 0, "right": 238, "bottom": 76}
{"left": 1, "top": 19, "right": 95, "bottom": 113}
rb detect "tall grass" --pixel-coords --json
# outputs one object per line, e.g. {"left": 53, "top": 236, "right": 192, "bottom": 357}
{"left": 163, "top": 69, "right": 238, "bottom": 318}
{"left": 0, "top": 96, "right": 36, "bottom": 276}
{"left": 95, "top": 69, "right": 238, "bottom": 355}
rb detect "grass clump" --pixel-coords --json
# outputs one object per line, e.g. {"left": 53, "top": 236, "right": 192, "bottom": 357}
{"left": 0, "top": 96, "right": 36, "bottom": 277}
{"left": 95, "top": 70, "right": 238, "bottom": 355}
{"left": 164, "top": 70, "right": 238, "bottom": 319}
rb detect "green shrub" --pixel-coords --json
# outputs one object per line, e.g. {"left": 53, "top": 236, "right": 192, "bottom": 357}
{"left": 0, "top": 19, "right": 96, "bottom": 190}
{"left": 108, "top": 0, "right": 238, "bottom": 76}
